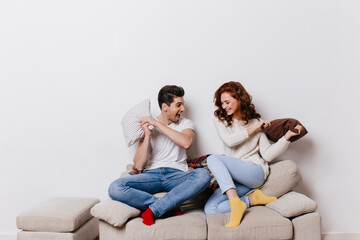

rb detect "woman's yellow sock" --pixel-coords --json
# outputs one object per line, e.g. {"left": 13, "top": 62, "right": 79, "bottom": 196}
{"left": 225, "top": 197, "right": 247, "bottom": 228}
{"left": 250, "top": 189, "right": 277, "bottom": 206}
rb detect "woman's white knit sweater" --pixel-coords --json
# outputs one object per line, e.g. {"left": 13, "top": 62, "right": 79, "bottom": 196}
{"left": 213, "top": 117, "right": 290, "bottom": 179}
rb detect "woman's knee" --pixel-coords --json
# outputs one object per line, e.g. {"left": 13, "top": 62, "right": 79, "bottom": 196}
{"left": 204, "top": 201, "right": 219, "bottom": 215}
{"left": 206, "top": 155, "right": 221, "bottom": 169}
{"left": 204, "top": 202, "right": 213, "bottom": 214}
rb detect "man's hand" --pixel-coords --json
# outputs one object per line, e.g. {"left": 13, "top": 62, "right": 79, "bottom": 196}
{"left": 141, "top": 122, "right": 152, "bottom": 137}
{"left": 140, "top": 116, "right": 158, "bottom": 127}
{"left": 140, "top": 116, "right": 158, "bottom": 137}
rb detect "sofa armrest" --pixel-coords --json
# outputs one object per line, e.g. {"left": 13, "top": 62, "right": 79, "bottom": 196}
{"left": 292, "top": 212, "right": 321, "bottom": 240}
{"left": 90, "top": 199, "right": 140, "bottom": 227}
{"left": 266, "top": 191, "right": 317, "bottom": 218}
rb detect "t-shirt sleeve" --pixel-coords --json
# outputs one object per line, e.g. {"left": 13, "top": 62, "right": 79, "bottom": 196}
{"left": 181, "top": 118, "right": 195, "bottom": 131}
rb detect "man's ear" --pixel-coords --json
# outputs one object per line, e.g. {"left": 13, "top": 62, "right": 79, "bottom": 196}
{"left": 161, "top": 103, "right": 169, "bottom": 112}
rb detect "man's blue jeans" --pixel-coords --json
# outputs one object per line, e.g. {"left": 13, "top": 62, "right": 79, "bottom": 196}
{"left": 108, "top": 167, "right": 211, "bottom": 218}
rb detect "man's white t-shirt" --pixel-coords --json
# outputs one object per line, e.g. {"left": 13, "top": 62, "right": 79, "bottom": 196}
{"left": 145, "top": 117, "right": 194, "bottom": 172}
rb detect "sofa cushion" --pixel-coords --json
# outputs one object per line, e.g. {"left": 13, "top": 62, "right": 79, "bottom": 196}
{"left": 206, "top": 206, "right": 293, "bottom": 240}
{"left": 266, "top": 191, "right": 317, "bottom": 218}
{"left": 90, "top": 199, "right": 140, "bottom": 227}
{"left": 125, "top": 210, "right": 207, "bottom": 240}
{"left": 260, "top": 160, "right": 301, "bottom": 198}
{"left": 16, "top": 197, "right": 100, "bottom": 232}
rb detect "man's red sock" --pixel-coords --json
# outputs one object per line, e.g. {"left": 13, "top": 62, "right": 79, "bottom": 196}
{"left": 171, "top": 206, "right": 183, "bottom": 216}
{"left": 141, "top": 208, "right": 155, "bottom": 226}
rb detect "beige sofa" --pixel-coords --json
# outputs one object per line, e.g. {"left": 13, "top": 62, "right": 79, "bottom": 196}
{"left": 91, "top": 160, "right": 321, "bottom": 240}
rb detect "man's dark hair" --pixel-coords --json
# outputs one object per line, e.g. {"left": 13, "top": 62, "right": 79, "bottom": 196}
{"left": 158, "top": 85, "right": 185, "bottom": 109}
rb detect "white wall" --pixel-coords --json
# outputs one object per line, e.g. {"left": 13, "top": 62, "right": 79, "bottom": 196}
{"left": 1, "top": 0, "right": 359, "bottom": 235}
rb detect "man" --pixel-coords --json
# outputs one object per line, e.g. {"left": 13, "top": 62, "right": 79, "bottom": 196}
{"left": 109, "top": 85, "right": 211, "bottom": 226}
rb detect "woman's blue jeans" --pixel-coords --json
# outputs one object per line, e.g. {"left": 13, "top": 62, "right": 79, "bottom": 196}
{"left": 204, "top": 154, "right": 265, "bottom": 214}
{"left": 109, "top": 167, "right": 211, "bottom": 218}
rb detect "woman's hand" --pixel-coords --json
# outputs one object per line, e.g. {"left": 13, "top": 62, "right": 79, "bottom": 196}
{"left": 257, "top": 120, "right": 271, "bottom": 130}
{"left": 248, "top": 119, "right": 271, "bottom": 136}
{"left": 284, "top": 125, "right": 303, "bottom": 141}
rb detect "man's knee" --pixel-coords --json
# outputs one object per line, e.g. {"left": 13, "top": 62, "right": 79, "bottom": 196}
{"left": 194, "top": 168, "right": 211, "bottom": 185}
{"left": 108, "top": 178, "right": 128, "bottom": 200}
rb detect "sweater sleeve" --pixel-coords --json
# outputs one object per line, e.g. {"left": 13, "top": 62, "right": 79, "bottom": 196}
{"left": 258, "top": 132, "right": 290, "bottom": 162}
{"left": 213, "top": 118, "right": 249, "bottom": 147}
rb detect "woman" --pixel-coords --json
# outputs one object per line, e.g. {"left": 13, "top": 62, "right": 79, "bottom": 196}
{"left": 204, "top": 81, "right": 302, "bottom": 228}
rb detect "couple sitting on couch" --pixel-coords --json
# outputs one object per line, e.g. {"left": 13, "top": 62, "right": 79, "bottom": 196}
{"left": 108, "top": 82, "right": 303, "bottom": 228}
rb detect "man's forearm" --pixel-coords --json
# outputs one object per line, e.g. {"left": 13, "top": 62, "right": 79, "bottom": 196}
{"left": 133, "top": 136, "right": 151, "bottom": 170}
{"left": 156, "top": 123, "right": 193, "bottom": 150}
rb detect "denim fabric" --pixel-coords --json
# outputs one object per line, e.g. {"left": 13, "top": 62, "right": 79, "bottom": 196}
{"left": 205, "top": 186, "right": 251, "bottom": 214}
{"left": 108, "top": 167, "right": 211, "bottom": 218}
{"left": 204, "top": 154, "right": 265, "bottom": 214}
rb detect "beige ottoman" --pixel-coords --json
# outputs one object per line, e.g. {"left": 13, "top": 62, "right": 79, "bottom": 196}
{"left": 17, "top": 197, "right": 100, "bottom": 240}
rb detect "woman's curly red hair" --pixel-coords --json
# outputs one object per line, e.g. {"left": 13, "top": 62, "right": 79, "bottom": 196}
{"left": 214, "top": 81, "right": 261, "bottom": 127}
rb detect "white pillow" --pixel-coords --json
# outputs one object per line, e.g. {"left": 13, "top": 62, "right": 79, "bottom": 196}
{"left": 121, "top": 99, "right": 151, "bottom": 147}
